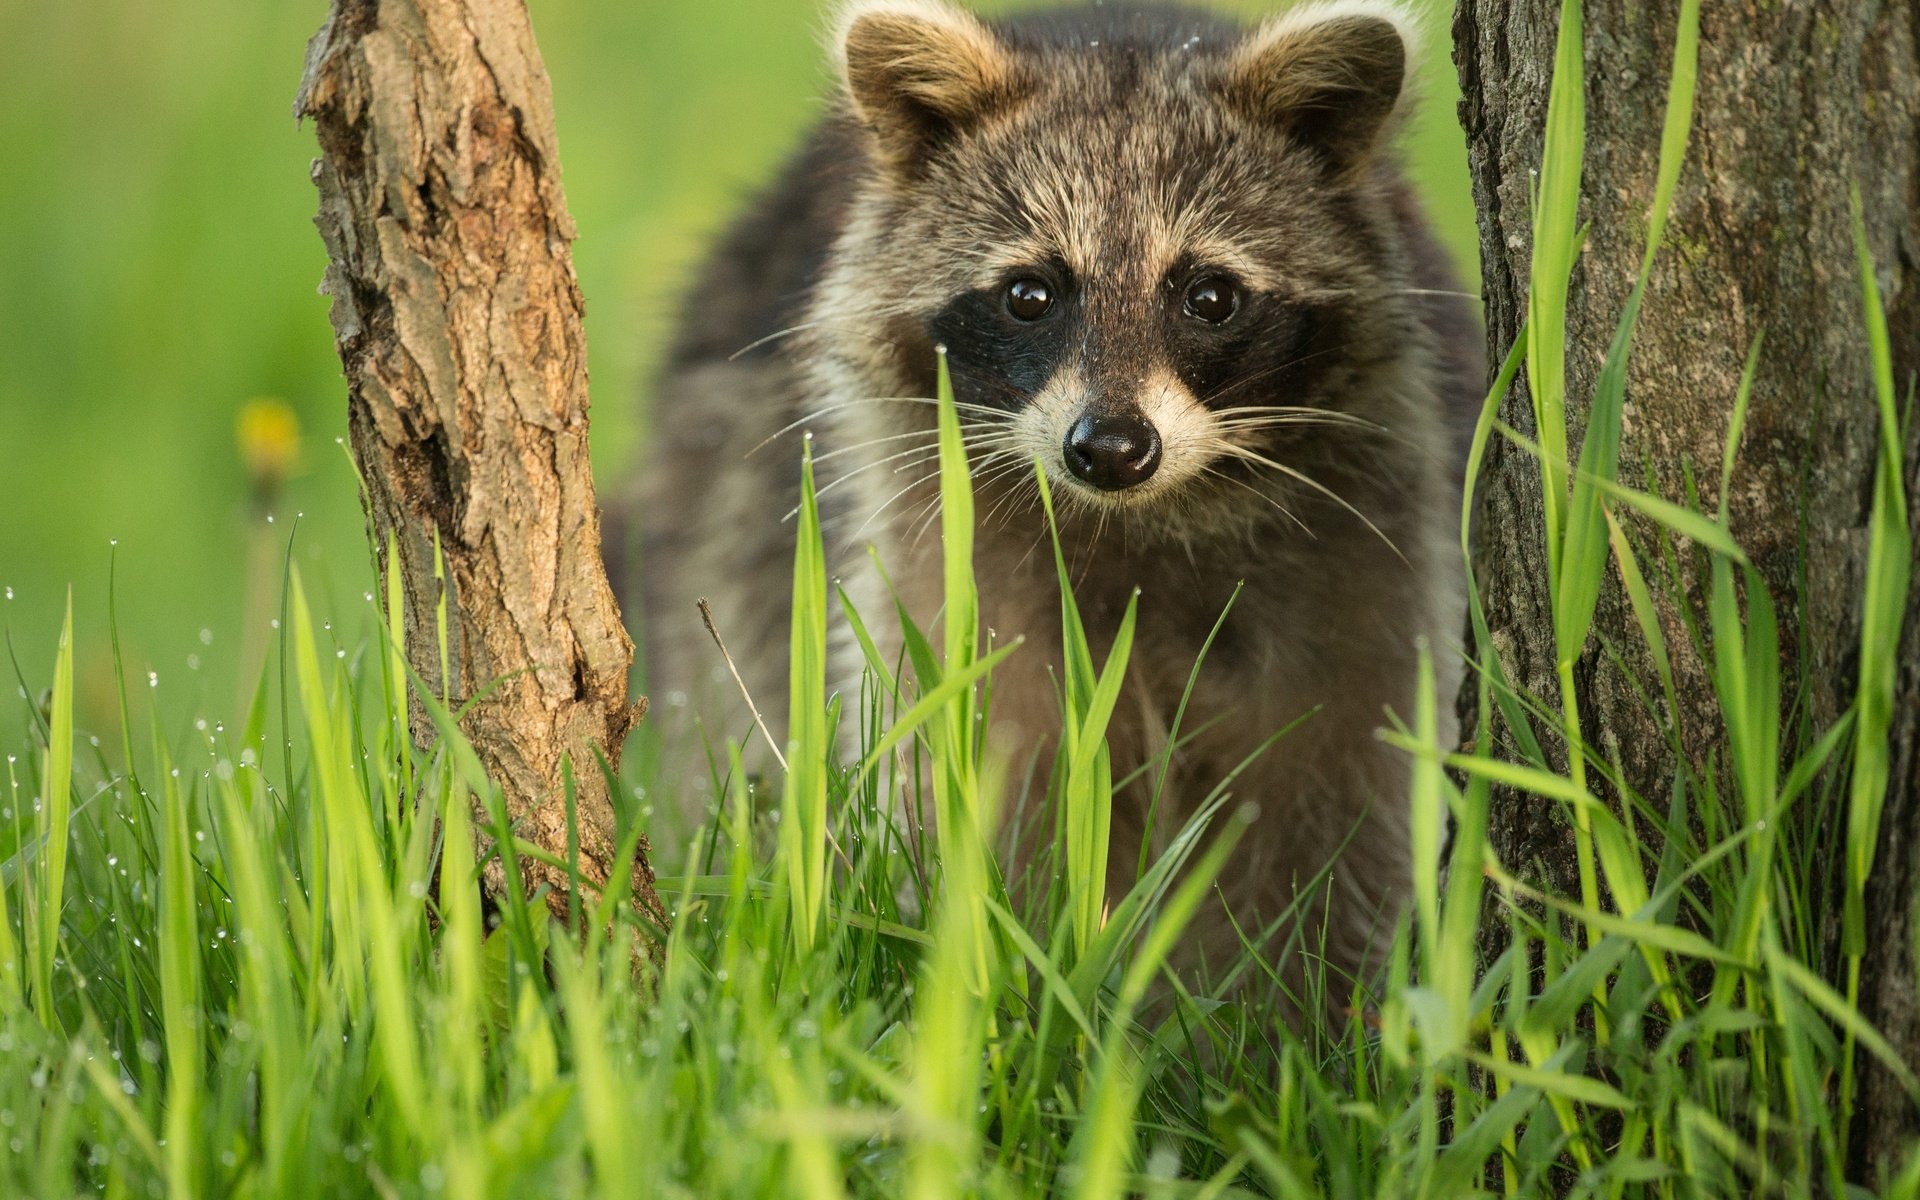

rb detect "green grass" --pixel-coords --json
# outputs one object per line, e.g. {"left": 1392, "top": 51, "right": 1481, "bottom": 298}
{"left": 4, "top": 0, "right": 1917, "bottom": 1197}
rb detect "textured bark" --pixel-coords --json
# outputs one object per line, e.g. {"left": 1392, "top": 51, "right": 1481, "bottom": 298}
{"left": 295, "top": 0, "right": 659, "bottom": 931}
{"left": 1454, "top": 0, "right": 1920, "bottom": 1174}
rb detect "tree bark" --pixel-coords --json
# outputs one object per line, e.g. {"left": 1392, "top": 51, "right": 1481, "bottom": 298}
{"left": 1454, "top": 0, "right": 1920, "bottom": 1174}
{"left": 295, "top": 0, "right": 659, "bottom": 932}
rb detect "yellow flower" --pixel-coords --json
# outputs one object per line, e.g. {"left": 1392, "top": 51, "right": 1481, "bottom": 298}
{"left": 236, "top": 397, "right": 301, "bottom": 488}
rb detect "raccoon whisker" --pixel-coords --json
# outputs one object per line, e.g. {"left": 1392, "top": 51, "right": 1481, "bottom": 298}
{"left": 835, "top": 394, "right": 1011, "bottom": 419}
{"left": 1213, "top": 414, "right": 1385, "bottom": 437}
{"left": 905, "top": 446, "right": 1030, "bottom": 548}
{"left": 842, "top": 471, "right": 940, "bottom": 546}
{"left": 725, "top": 315, "right": 921, "bottom": 361}
{"left": 1214, "top": 418, "right": 1409, "bottom": 452}
{"left": 880, "top": 434, "right": 1022, "bottom": 486}
{"left": 1214, "top": 445, "right": 1405, "bottom": 563}
{"left": 849, "top": 446, "right": 1015, "bottom": 547}
{"left": 975, "top": 459, "right": 1045, "bottom": 530}
{"left": 902, "top": 488, "right": 951, "bottom": 552}
{"left": 749, "top": 399, "right": 913, "bottom": 456}
{"left": 971, "top": 453, "right": 1036, "bottom": 491}
{"left": 1199, "top": 466, "right": 1314, "bottom": 538}
{"left": 788, "top": 440, "right": 952, "bottom": 522}
{"left": 1310, "top": 286, "right": 1482, "bottom": 303}
{"left": 1214, "top": 406, "right": 1383, "bottom": 430}
{"left": 1201, "top": 343, "right": 1356, "bottom": 405}
{"left": 988, "top": 482, "right": 1043, "bottom": 539}
{"left": 897, "top": 447, "right": 1028, "bottom": 550}
{"left": 748, "top": 397, "right": 1010, "bottom": 457}
{"left": 1214, "top": 408, "right": 1419, "bottom": 453}
{"left": 1381, "top": 288, "right": 1481, "bottom": 301}
{"left": 1009, "top": 515, "right": 1054, "bottom": 576}
{"left": 727, "top": 320, "right": 823, "bottom": 361}
{"left": 807, "top": 429, "right": 944, "bottom": 466}
{"left": 826, "top": 447, "right": 946, "bottom": 492}
{"left": 1076, "top": 507, "right": 1114, "bottom": 584}
{"left": 808, "top": 421, "right": 1009, "bottom": 468}
{"left": 885, "top": 451, "right": 948, "bottom": 483}
{"left": 1214, "top": 404, "right": 1364, "bottom": 417}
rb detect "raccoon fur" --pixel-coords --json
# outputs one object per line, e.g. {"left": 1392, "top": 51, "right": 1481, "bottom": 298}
{"left": 613, "top": 0, "right": 1482, "bottom": 1004}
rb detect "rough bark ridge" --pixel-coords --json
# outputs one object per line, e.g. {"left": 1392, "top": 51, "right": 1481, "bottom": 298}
{"left": 295, "top": 0, "right": 659, "bottom": 930}
{"left": 1454, "top": 0, "right": 1920, "bottom": 1173}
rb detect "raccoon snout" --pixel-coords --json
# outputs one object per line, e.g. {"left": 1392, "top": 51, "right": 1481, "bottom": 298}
{"left": 1063, "top": 412, "right": 1162, "bottom": 492}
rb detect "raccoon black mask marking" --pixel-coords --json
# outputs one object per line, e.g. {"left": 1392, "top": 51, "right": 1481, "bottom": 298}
{"left": 619, "top": 0, "right": 1483, "bottom": 1013}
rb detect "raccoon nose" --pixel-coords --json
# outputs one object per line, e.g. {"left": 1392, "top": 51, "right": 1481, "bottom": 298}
{"left": 1064, "top": 413, "right": 1162, "bottom": 491}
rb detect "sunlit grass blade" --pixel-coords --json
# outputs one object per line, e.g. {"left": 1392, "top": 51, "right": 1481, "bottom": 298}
{"left": 1067, "top": 804, "right": 1254, "bottom": 1199}
{"left": 28, "top": 591, "right": 75, "bottom": 1031}
{"left": 904, "top": 756, "right": 1000, "bottom": 1200}
{"left": 1839, "top": 183, "right": 1914, "bottom": 1156}
{"left": 1526, "top": 0, "right": 1586, "bottom": 577}
{"left": 1034, "top": 462, "right": 1127, "bottom": 959}
{"left": 155, "top": 733, "right": 202, "bottom": 1197}
{"left": 784, "top": 434, "right": 831, "bottom": 956}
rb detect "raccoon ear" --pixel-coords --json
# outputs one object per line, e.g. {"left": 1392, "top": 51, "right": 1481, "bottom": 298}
{"left": 1221, "top": 1, "right": 1412, "bottom": 174}
{"left": 836, "top": 0, "right": 1020, "bottom": 172}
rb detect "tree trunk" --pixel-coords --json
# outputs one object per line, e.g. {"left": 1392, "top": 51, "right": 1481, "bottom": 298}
{"left": 295, "top": 0, "right": 660, "bottom": 932}
{"left": 1454, "top": 0, "right": 1920, "bottom": 1173}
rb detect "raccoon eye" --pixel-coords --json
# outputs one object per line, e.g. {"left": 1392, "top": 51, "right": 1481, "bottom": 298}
{"left": 1005, "top": 278, "right": 1055, "bottom": 321}
{"left": 1183, "top": 277, "right": 1240, "bottom": 324}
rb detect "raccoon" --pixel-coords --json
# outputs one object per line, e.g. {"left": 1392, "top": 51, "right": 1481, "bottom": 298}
{"left": 616, "top": 0, "right": 1481, "bottom": 1002}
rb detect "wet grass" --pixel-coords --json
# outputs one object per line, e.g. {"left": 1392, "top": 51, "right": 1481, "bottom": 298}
{"left": 2, "top": 0, "right": 1915, "bottom": 1196}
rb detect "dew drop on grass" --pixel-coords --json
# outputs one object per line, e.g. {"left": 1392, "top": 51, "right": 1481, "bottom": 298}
{"left": 148, "top": 672, "right": 158, "bottom": 689}
{"left": 199, "top": 628, "right": 213, "bottom": 646}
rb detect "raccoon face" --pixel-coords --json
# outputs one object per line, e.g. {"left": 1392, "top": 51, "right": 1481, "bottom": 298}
{"left": 828, "top": 0, "right": 1422, "bottom": 528}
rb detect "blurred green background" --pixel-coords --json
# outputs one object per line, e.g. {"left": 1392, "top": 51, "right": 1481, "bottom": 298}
{"left": 0, "top": 0, "right": 1474, "bottom": 728}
